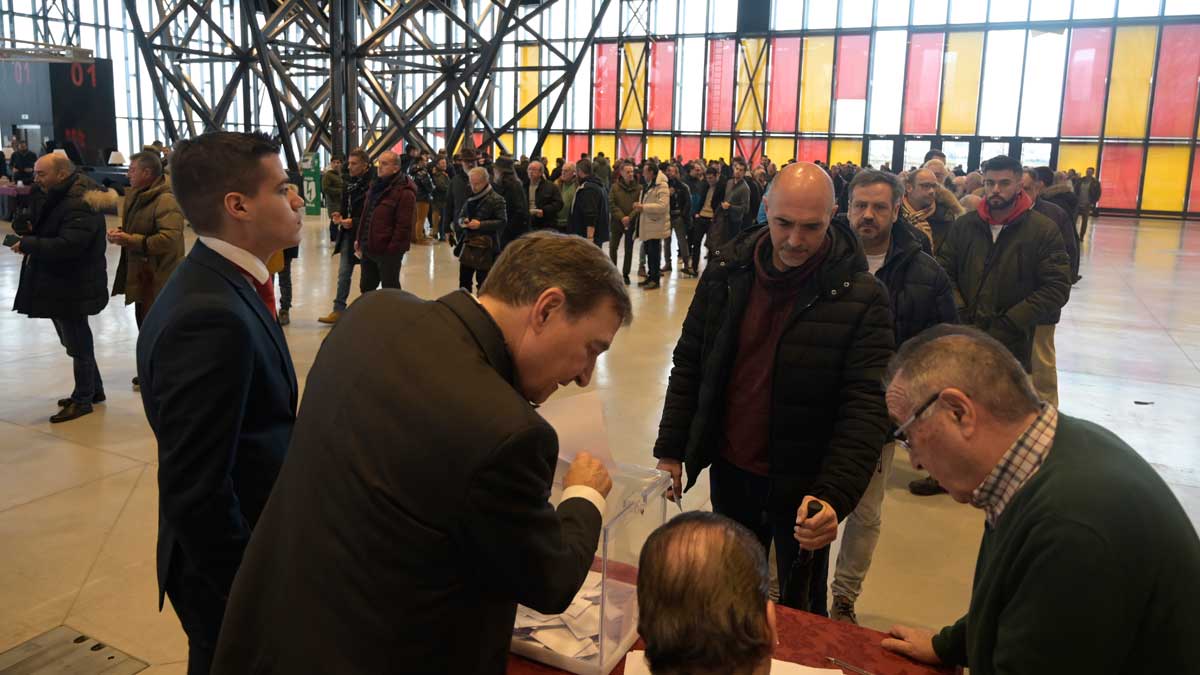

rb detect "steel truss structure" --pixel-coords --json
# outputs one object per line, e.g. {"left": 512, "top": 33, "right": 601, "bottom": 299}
{"left": 120, "top": 0, "right": 615, "bottom": 172}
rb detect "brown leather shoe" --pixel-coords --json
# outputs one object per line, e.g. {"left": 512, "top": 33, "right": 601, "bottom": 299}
{"left": 318, "top": 311, "right": 342, "bottom": 325}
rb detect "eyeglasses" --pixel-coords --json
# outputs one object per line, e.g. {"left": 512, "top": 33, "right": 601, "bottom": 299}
{"left": 893, "top": 391, "right": 942, "bottom": 446}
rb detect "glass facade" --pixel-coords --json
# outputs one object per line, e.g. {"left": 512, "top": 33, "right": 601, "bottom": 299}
{"left": 2, "top": 0, "right": 1198, "bottom": 214}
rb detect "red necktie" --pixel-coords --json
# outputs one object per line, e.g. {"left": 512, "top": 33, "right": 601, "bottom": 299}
{"left": 231, "top": 263, "right": 277, "bottom": 319}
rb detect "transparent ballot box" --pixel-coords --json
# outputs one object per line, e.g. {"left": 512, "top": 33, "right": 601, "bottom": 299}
{"left": 510, "top": 462, "right": 671, "bottom": 675}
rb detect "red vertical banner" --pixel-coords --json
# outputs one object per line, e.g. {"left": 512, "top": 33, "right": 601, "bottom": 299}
{"left": 767, "top": 37, "right": 801, "bottom": 133}
{"left": 567, "top": 134, "right": 591, "bottom": 162}
{"left": 902, "top": 33, "right": 945, "bottom": 135}
{"left": 834, "top": 34, "right": 871, "bottom": 134}
{"left": 1098, "top": 143, "right": 1144, "bottom": 209}
{"left": 706, "top": 39, "right": 737, "bottom": 132}
{"left": 648, "top": 40, "right": 676, "bottom": 131}
{"left": 594, "top": 43, "right": 619, "bottom": 130}
{"left": 735, "top": 136, "right": 763, "bottom": 166}
{"left": 1061, "top": 27, "right": 1113, "bottom": 137}
{"left": 1150, "top": 24, "right": 1200, "bottom": 138}
{"left": 618, "top": 135, "right": 645, "bottom": 162}
{"left": 675, "top": 136, "right": 702, "bottom": 162}
{"left": 797, "top": 138, "right": 829, "bottom": 164}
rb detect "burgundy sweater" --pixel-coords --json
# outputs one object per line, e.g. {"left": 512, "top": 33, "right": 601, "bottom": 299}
{"left": 720, "top": 232, "right": 831, "bottom": 475}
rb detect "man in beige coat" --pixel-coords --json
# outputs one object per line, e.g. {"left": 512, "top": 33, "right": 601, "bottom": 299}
{"left": 108, "top": 151, "right": 185, "bottom": 388}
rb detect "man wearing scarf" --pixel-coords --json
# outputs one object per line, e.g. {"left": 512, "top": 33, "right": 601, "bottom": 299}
{"left": 936, "top": 155, "right": 1070, "bottom": 374}
{"left": 901, "top": 167, "right": 963, "bottom": 254}
{"left": 355, "top": 151, "right": 415, "bottom": 292}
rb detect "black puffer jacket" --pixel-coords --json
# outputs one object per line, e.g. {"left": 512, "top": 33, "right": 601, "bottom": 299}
{"left": 863, "top": 215, "right": 958, "bottom": 345}
{"left": 495, "top": 174, "right": 528, "bottom": 248}
{"left": 653, "top": 221, "right": 894, "bottom": 520}
{"left": 453, "top": 185, "right": 507, "bottom": 261}
{"left": 12, "top": 173, "right": 109, "bottom": 318}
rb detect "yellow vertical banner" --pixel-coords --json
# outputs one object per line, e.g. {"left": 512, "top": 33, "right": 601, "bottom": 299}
{"left": 736, "top": 38, "right": 768, "bottom": 132}
{"left": 830, "top": 138, "right": 863, "bottom": 165}
{"left": 519, "top": 46, "right": 540, "bottom": 129}
{"left": 591, "top": 134, "right": 617, "bottom": 162}
{"left": 940, "top": 32, "right": 984, "bottom": 135}
{"left": 499, "top": 133, "right": 516, "bottom": 157}
{"left": 1141, "top": 144, "right": 1190, "bottom": 211}
{"left": 1055, "top": 142, "right": 1099, "bottom": 173}
{"left": 765, "top": 136, "right": 796, "bottom": 164}
{"left": 1104, "top": 26, "right": 1158, "bottom": 139}
{"left": 646, "top": 135, "right": 673, "bottom": 161}
{"left": 620, "top": 42, "right": 647, "bottom": 130}
{"left": 799, "top": 36, "right": 834, "bottom": 133}
{"left": 704, "top": 135, "right": 731, "bottom": 161}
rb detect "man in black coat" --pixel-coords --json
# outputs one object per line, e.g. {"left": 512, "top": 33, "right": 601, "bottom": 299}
{"left": 10, "top": 139, "right": 37, "bottom": 184}
{"left": 9, "top": 154, "right": 108, "bottom": 422}
{"left": 136, "top": 132, "right": 302, "bottom": 675}
{"left": 831, "top": 170, "right": 957, "bottom": 620}
{"left": 213, "top": 232, "right": 627, "bottom": 675}
{"left": 653, "top": 163, "right": 894, "bottom": 616}
{"left": 443, "top": 148, "right": 476, "bottom": 245}
{"left": 527, "top": 160, "right": 565, "bottom": 230}
{"left": 570, "top": 157, "right": 609, "bottom": 247}
{"left": 494, "top": 155, "right": 528, "bottom": 248}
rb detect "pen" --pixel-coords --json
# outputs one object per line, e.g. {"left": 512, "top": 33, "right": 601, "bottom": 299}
{"left": 826, "top": 656, "right": 877, "bottom": 675}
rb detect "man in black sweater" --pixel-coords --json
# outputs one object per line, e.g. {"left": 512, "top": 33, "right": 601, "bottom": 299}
{"left": 881, "top": 326, "right": 1200, "bottom": 675}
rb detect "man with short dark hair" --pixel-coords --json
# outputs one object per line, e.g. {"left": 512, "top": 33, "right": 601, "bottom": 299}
{"left": 609, "top": 161, "right": 642, "bottom": 284}
{"left": 213, "top": 231, "right": 628, "bottom": 675}
{"left": 663, "top": 163, "right": 695, "bottom": 277}
{"left": 409, "top": 153, "right": 435, "bottom": 245}
{"left": 443, "top": 148, "right": 476, "bottom": 247}
{"left": 637, "top": 512, "right": 776, "bottom": 675}
{"left": 138, "top": 131, "right": 302, "bottom": 674}
{"left": 319, "top": 149, "right": 372, "bottom": 324}
{"left": 569, "top": 158, "right": 608, "bottom": 248}
{"left": 715, "top": 158, "right": 750, "bottom": 247}
{"left": 689, "top": 166, "right": 724, "bottom": 272}
{"left": 1075, "top": 167, "right": 1102, "bottom": 238}
{"left": 10, "top": 139, "right": 36, "bottom": 184}
{"left": 881, "top": 326, "right": 1200, "bottom": 674}
{"left": 493, "top": 155, "right": 528, "bottom": 248}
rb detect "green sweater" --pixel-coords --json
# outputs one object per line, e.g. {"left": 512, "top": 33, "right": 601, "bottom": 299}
{"left": 932, "top": 414, "right": 1200, "bottom": 674}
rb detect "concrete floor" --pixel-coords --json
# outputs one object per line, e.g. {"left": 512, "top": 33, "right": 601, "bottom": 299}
{"left": 1, "top": 212, "right": 1198, "bottom": 673}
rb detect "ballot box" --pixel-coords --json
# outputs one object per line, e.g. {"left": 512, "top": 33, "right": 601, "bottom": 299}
{"left": 510, "top": 462, "right": 671, "bottom": 675}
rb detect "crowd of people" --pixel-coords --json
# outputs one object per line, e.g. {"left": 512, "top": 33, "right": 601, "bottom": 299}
{"left": 3, "top": 130, "right": 1198, "bottom": 675}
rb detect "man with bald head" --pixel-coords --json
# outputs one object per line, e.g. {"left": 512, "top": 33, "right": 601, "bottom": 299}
{"left": 9, "top": 153, "right": 108, "bottom": 422}
{"left": 653, "top": 162, "right": 893, "bottom": 615}
{"left": 355, "top": 150, "right": 415, "bottom": 292}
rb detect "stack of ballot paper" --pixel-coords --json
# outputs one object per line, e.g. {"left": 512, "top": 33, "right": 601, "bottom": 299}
{"left": 511, "top": 570, "right": 638, "bottom": 673}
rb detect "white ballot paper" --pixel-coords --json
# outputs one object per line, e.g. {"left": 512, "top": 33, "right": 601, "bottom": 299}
{"left": 622, "top": 651, "right": 843, "bottom": 675}
{"left": 536, "top": 391, "right": 617, "bottom": 470}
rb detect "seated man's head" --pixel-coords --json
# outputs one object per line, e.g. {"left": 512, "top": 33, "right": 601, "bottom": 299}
{"left": 478, "top": 231, "right": 632, "bottom": 404}
{"left": 170, "top": 131, "right": 303, "bottom": 260}
{"left": 885, "top": 325, "right": 1043, "bottom": 502}
{"left": 637, "top": 512, "right": 776, "bottom": 675}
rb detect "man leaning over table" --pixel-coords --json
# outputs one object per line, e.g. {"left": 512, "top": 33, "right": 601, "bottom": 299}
{"left": 880, "top": 325, "right": 1200, "bottom": 675}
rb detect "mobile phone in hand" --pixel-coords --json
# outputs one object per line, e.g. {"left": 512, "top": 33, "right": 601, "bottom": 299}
{"left": 3, "top": 234, "right": 19, "bottom": 247}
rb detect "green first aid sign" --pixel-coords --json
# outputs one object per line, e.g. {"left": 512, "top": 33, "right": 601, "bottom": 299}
{"left": 302, "top": 154, "right": 322, "bottom": 216}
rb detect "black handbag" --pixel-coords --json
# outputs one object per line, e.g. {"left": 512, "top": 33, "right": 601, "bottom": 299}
{"left": 459, "top": 234, "right": 495, "bottom": 270}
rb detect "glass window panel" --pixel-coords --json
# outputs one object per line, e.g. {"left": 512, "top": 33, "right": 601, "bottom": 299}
{"left": 1166, "top": 0, "right": 1200, "bottom": 15}
{"left": 704, "top": 135, "right": 731, "bottom": 161}
{"left": 950, "top": 0, "right": 987, "bottom": 24}
{"left": 1117, "top": 0, "right": 1160, "bottom": 17}
{"left": 1018, "top": 28, "right": 1068, "bottom": 138}
{"left": 625, "top": 0, "right": 649, "bottom": 37}
{"left": 799, "top": 36, "right": 834, "bottom": 133}
{"left": 869, "top": 30, "right": 907, "bottom": 134}
{"left": 903, "top": 140, "right": 931, "bottom": 170}
{"left": 990, "top": 0, "right": 1029, "bottom": 21}
{"left": 675, "top": 136, "right": 702, "bottom": 161}
{"left": 1061, "top": 27, "right": 1112, "bottom": 137}
{"left": 567, "top": 134, "right": 590, "bottom": 162}
{"left": 903, "top": 32, "right": 945, "bottom": 135}
{"left": 830, "top": 138, "right": 864, "bottom": 165}
{"left": 620, "top": 42, "right": 647, "bottom": 129}
{"left": 648, "top": 40, "right": 675, "bottom": 131}
{"left": 833, "top": 34, "right": 870, "bottom": 135}
{"left": 735, "top": 136, "right": 763, "bottom": 166}
{"left": 978, "top": 30, "right": 1026, "bottom": 136}
{"left": 1056, "top": 142, "right": 1100, "bottom": 174}
{"left": 572, "top": 0, "right": 594, "bottom": 37}
{"left": 942, "top": 141, "right": 970, "bottom": 170}
{"left": 1021, "top": 142, "right": 1052, "bottom": 166}
{"left": 617, "top": 134, "right": 643, "bottom": 161}
{"left": 765, "top": 136, "right": 795, "bottom": 164}
{"left": 877, "top": 0, "right": 912, "bottom": 26}
{"left": 773, "top": 0, "right": 804, "bottom": 30}
{"left": 599, "top": 0, "right": 620, "bottom": 37}
{"left": 709, "top": 0, "right": 738, "bottom": 31}
{"left": 706, "top": 39, "right": 737, "bottom": 132}
{"left": 868, "top": 139, "right": 895, "bottom": 169}
{"left": 807, "top": 0, "right": 837, "bottom": 28}
{"left": 1098, "top": 143, "right": 1143, "bottom": 209}
{"left": 941, "top": 31, "right": 984, "bottom": 135}
{"left": 1104, "top": 26, "right": 1157, "bottom": 139}
{"left": 647, "top": 135, "right": 672, "bottom": 162}
{"left": 1189, "top": 151, "right": 1200, "bottom": 211}
{"left": 676, "top": 38, "right": 705, "bottom": 131}
{"left": 1074, "top": 0, "right": 1116, "bottom": 18}
{"left": 736, "top": 38, "right": 768, "bottom": 132}
{"left": 518, "top": 45, "right": 540, "bottom": 129}
{"left": 840, "top": 0, "right": 873, "bottom": 27}
{"left": 980, "top": 141, "right": 1011, "bottom": 160}
{"left": 1150, "top": 25, "right": 1200, "bottom": 138}
{"left": 767, "top": 37, "right": 801, "bottom": 133}
{"left": 592, "top": 133, "right": 616, "bottom": 161}
{"left": 654, "top": 0, "right": 678, "bottom": 33}
{"left": 797, "top": 138, "right": 829, "bottom": 163}
{"left": 913, "top": 0, "right": 949, "bottom": 24}
{"left": 570, "top": 50, "right": 592, "bottom": 129}
{"left": 1141, "top": 144, "right": 1191, "bottom": 211}
{"left": 681, "top": 0, "right": 708, "bottom": 32}
{"left": 593, "top": 42, "right": 618, "bottom": 129}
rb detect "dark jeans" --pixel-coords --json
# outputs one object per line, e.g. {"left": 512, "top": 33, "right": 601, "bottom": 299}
{"left": 709, "top": 457, "right": 830, "bottom": 616}
{"left": 165, "top": 552, "right": 227, "bottom": 675}
{"left": 609, "top": 222, "right": 635, "bottom": 276}
{"left": 277, "top": 256, "right": 293, "bottom": 311}
{"left": 644, "top": 238, "right": 662, "bottom": 283}
{"left": 667, "top": 215, "right": 689, "bottom": 267}
{"left": 690, "top": 216, "right": 713, "bottom": 272}
{"left": 459, "top": 264, "right": 488, "bottom": 293}
{"left": 333, "top": 237, "right": 358, "bottom": 312}
{"left": 360, "top": 251, "right": 403, "bottom": 293}
{"left": 51, "top": 317, "right": 103, "bottom": 404}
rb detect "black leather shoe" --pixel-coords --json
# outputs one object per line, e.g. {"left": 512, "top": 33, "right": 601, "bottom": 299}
{"left": 51, "top": 402, "right": 94, "bottom": 423}
{"left": 58, "top": 393, "right": 104, "bottom": 408}
{"left": 623, "top": 275, "right": 631, "bottom": 286}
{"left": 908, "top": 475, "right": 947, "bottom": 496}
{"left": 643, "top": 281, "right": 660, "bottom": 289}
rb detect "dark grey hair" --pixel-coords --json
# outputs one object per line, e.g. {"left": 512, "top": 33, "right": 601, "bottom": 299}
{"left": 849, "top": 169, "right": 904, "bottom": 205}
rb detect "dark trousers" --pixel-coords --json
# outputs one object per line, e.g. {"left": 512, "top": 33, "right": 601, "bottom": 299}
{"left": 690, "top": 216, "right": 713, "bottom": 272}
{"left": 165, "top": 552, "right": 227, "bottom": 675}
{"left": 459, "top": 264, "right": 489, "bottom": 293}
{"left": 360, "top": 251, "right": 403, "bottom": 293}
{"left": 709, "top": 457, "right": 830, "bottom": 616}
{"left": 644, "top": 238, "right": 662, "bottom": 283}
{"left": 277, "top": 256, "right": 293, "bottom": 311}
{"left": 609, "top": 223, "right": 635, "bottom": 276}
{"left": 51, "top": 317, "right": 103, "bottom": 404}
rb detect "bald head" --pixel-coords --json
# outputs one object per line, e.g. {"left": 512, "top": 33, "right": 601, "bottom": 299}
{"left": 33, "top": 154, "right": 75, "bottom": 191}
{"left": 766, "top": 161, "right": 835, "bottom": 213}
{"left": 376, "top": 151, "right": 400, "bottom": 178}
{"left": 763, "top": 162, "right": 836, "bottom": 270}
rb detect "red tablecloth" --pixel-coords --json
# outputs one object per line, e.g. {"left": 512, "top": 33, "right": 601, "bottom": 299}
{"left": 507, "top": 561, "right": 952, "bottom": 675}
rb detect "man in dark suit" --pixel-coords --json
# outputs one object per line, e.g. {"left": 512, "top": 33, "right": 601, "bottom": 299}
{"left": 136, "top": 131, "right": 303, "bottom": 675}
{"left": 212, "top": 232, "right": 631, "bottom": 675}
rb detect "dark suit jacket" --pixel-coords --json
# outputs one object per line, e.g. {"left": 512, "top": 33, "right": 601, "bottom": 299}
{"left": 212, "top": 290, "right": 603, "bottom": 675}
{"left": 136, "top": 240, "right": 298, "bottom": 608}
